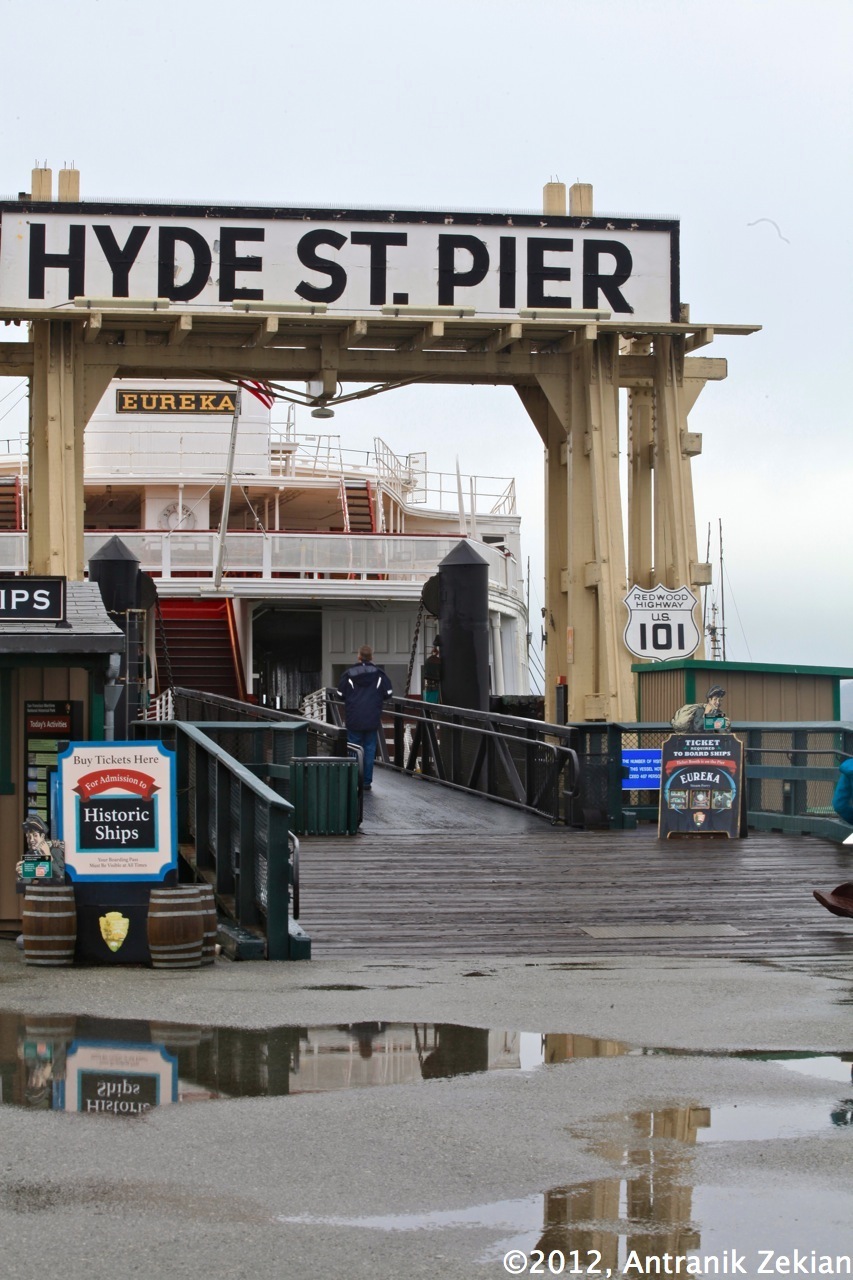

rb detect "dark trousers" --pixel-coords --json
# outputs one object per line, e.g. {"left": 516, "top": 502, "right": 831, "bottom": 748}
{"left": 347, "top": 729, "right": 378, "bottom": 786}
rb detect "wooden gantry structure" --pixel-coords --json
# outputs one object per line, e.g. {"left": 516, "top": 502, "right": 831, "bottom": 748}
{"left": 0, "top": 170, "right": 758, "bottom": 721}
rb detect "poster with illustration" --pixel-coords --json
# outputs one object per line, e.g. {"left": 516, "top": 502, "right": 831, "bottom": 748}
{"left": 658, "top": 734, "right": 743, "bottom": 839}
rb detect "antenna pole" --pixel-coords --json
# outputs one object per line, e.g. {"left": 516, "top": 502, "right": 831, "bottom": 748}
{"left": 718, "top": 519, "right": 727, "bottom": 661}
{"left": 702, "top": 522, "right": 711, "bottom": 637}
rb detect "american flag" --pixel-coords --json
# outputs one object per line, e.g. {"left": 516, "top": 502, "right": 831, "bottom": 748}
{"left": 236, "top": 379, "right": 276, "bottom": 409}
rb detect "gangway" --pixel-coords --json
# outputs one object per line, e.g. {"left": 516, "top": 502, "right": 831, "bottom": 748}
{"left": 137, "top": 688, "right": 853, "bottom": 961}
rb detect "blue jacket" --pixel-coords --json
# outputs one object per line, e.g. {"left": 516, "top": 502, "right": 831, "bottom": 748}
{"left": 337, "top": 662, "right": 393, "bottom": 731}
{"left": 832, "top": 758, "right": 853, "bottom": 825}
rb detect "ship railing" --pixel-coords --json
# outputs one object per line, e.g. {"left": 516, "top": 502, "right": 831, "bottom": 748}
{"left": 0, "top": 531, "right": 27, "bottom": 571}
{"left": 53, "top": 530, "right": 522, "bottom": 594}
{"left": 266, "top": 431, "right": 519, "bottom": 517}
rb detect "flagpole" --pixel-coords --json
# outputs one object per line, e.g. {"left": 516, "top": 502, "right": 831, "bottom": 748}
{"left": 214, "top": 388, "right": 242, "bottom": 589}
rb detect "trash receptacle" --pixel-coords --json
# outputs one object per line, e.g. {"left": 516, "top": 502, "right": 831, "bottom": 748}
{"left": 289, "top": 757, "right": 359, "bottom": 835}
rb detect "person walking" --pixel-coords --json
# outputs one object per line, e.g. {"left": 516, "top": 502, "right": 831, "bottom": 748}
{"left": 337, "top": 645, "right": 393, "bottom": 790}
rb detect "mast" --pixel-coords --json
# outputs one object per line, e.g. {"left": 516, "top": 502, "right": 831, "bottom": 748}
{"left": 719, "top": 518, "right": 727, "bottom": 661}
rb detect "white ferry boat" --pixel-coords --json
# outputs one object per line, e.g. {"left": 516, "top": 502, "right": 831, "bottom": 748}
{"left": 0, "top": 379, "right": 530, "bottom": 707}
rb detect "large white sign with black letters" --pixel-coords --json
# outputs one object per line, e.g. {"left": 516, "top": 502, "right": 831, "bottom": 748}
{"left": 0, "top": 204, "right": 679, "bottom": 321}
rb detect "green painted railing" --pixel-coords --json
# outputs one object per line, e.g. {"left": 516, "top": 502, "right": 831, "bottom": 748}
{"left": 569, "top": 720, "right": 853, "bottom": 842}
{"left": 132, "top": 720, "right": 303, "bottom": 960}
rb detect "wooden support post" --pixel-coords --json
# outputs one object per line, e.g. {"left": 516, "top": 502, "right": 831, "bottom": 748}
{"left": 516, "top": 385, "right": 567, "bottom": 724}
{"left": 29, "top": 320, "right": 116, "bottom": 578}
{"left": 653, "top": 336, "right": 712, "bottom": 656}
{"left": 584, "top": 335, "right": 635, "bottom": 721}
{"left": 654, "top": 336, "right": 695, "bottom": 587}
{"left": 628, "top": 386, "right": 654, "bottom": 588}
{"left": 532, "top": 336, "right": 635, "bottom": 723}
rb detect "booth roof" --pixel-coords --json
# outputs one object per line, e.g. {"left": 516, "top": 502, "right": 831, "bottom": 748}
{"left": 0, "top": 582, "right": 125, "bottom": 654}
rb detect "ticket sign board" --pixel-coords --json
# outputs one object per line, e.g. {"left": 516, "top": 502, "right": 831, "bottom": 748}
{"left": 57, "top": 741, "right": 177, "bottom": 881}
{"left": 658, "top": 734, "right": 743, "bottom": 839}
{"left": 0, "top": 204, "right": 679, "bottom": 323}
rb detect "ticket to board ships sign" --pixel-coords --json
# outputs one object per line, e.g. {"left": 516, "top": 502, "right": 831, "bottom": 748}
{"left": 57, "top": 742, "right": 177, "bottom": 882}
{"left": 0, "top": 203, "right": 679, "bottom": 322}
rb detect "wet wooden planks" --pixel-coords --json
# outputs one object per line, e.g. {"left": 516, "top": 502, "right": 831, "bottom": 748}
{"left": 297, "top": 825, "right": 853, "bottom": 959}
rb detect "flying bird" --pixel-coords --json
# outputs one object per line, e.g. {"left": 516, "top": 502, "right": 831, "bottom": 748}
{"left": 747, "top": 218, "right": 790, "bottom": 244}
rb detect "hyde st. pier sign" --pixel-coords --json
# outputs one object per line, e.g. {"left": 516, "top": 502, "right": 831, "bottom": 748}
{"left": 0, "top": 202, "right": 679, "bottom": 321}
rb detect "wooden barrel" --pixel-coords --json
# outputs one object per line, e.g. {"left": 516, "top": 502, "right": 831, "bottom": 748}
{"left": 24, "top": 1014, "right": 77, "bottom": 1042}
{"left": 149, "top": 1021, "right": 206, "bottom": 1049}
{"left": 147, "top": 887, "right": 203, "bottom": 969}
{"left": 22, "top": 886, "right": 77, "bottom": 966}
{"left": 197, "top": 884, "right": 218, "bottom": 966}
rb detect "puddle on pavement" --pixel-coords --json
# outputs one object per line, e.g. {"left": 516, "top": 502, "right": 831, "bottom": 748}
{"left": 2, "top": 1012, "right": 850, "bottom": 1267}
{"left": 2, "top": 1010, "right": 851, "bottom": 1124}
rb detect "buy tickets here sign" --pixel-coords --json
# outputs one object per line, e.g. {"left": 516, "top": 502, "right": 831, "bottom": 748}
{"left": 58, "top": 742, "right": 177, "bottom": 882}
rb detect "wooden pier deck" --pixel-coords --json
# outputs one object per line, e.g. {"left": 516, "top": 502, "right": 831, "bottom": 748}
{"left": 298, "top": 770, "right": 853, "bottom": 960}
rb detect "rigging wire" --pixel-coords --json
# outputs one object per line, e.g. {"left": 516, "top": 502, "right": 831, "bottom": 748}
{"left": 0, "top": 378, "right": 27, "bottom": 407}
{"left": 211, "top": 373, "right": 429, "bottom": 410}
{"left": 722, "top": 561, "right": 753, "bottom": 662}
{"left": 0, "top": 393, "right": 27, "bottom": 425}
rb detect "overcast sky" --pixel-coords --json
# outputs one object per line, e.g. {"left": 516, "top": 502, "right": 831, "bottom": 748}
{"left": 1, "top": 0, "right": 851, "bottom": 691}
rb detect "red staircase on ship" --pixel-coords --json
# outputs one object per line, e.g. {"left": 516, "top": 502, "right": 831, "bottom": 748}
{"left": 155, "top": 599, "right": 247, "bottom": 700}
{"left": 0, "top": 477, "right": 22, "bottom": 530}
{"left": 344, "top": 481, "right": 377, "bottom": 532}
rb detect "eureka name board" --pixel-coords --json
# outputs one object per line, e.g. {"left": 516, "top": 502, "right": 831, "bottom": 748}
{"left": 0, "top": 205, "right": 679, "bottom": 321}
{"left": 58, "top": 741, "right": 177, "bottom": 881}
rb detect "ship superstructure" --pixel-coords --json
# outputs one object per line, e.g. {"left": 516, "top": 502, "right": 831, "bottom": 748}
{"left": 0, "top": 379, "right": 529, "bottom": 707}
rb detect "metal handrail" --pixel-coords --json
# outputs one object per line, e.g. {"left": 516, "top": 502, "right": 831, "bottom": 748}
{"left": 171, "top": 687, "right": 349, "bottom": 757}
{"left": 327, "top": 691, "right": 579, "bottom": 823}
{"left": 131, "top": 719, "right": 298, "bottom": 959}
{"left": 289, "top": 831, "right": 300, "bottom": 920}
{"left": 568, "top": 720, "right": 853, "bottom": 840}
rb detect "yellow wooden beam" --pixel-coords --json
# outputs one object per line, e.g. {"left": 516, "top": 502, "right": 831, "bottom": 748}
{"left": 0, "top": 341, "right": 34, "bottom": 375}
{"left": 251, "top": 315, "right": 279, "bottom": 348}
{"left": 83, "top": 313, "right": 103, "bottom": 344}
{"left": 169, "top": 314, "right": 193, "bottom": 345}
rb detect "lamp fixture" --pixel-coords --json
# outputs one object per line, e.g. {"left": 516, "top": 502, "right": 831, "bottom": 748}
{"left": 380, "top": 304, "right": 475, "bottom": 318}
{"left": 518, "top": 307, "right": 611, "bottom": 320}
{"left": 231, "top": 301, "right": 328, "bottom": 314}
{"left": 73, "top": 297, "right": 171, "bottom": 310}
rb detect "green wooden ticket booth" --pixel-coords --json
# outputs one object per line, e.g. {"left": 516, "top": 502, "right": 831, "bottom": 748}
{"left": 0, "top": 580, "right": 124, "bottom": 934}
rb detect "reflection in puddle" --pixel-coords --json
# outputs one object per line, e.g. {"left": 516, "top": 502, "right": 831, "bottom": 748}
{"left": 2, "top": 1013, "right": 553, "bottom": 1113}
{"left": 2, "top": 1012, "right": 852, "bottom": 1125}
{"left": 2, "top": 1012, "right": 851, "bottom": 1268}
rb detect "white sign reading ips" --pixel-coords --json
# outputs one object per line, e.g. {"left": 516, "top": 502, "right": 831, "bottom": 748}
{"left": 623, "top": 584, "right": 701, "bottom": 660}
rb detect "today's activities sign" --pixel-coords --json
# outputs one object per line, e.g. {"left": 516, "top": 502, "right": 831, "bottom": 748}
{"left": 58, "top": 741, "right": 177, "bottom": 882}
